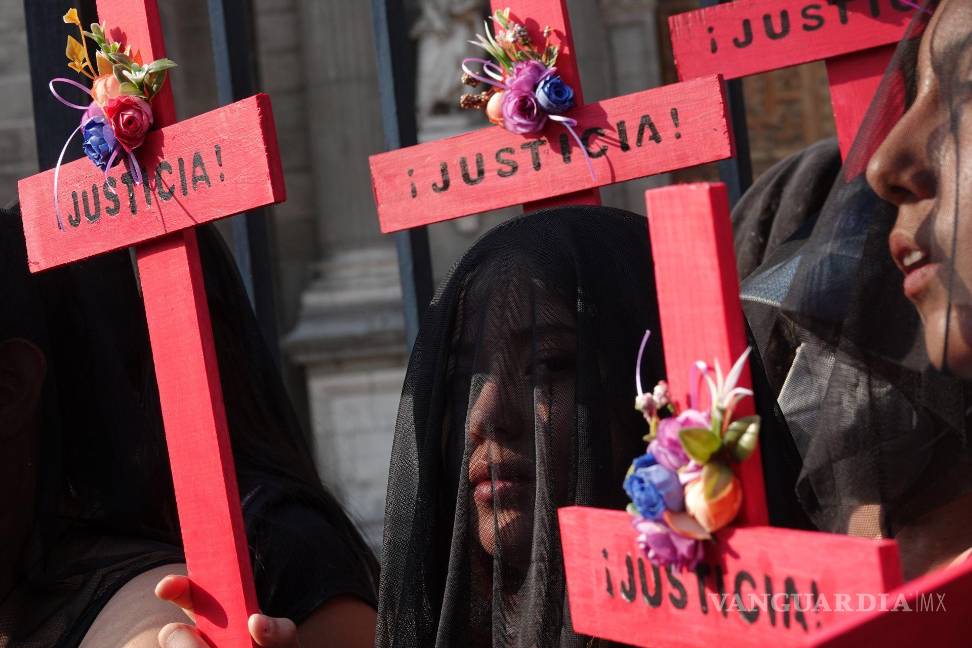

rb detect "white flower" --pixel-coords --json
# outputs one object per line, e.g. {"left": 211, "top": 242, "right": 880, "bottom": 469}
{"left": 702, "top": 348, "right": 754, "bottom": 413}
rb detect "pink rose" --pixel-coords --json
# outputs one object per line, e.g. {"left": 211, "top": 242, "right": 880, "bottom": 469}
{"left": 649, "top": 409, "right": 708, "bottom": 472}
{"left": 508, "top": 60, "right": 549, "bottom": 93}
{"left": 91, "top": 74, "right": 121, "bottom": 108}
{"left": 501, "top": 89, "right": 547, "bottom": 134}
{"left": 634, "top": 518, "right": 703, "bottom": 570}
{"left": 104, "top": 95, "right": 153, "bottom": 151}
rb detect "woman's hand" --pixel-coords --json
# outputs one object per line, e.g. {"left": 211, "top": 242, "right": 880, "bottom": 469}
{"left": 155, "top": 575, "right": 299, "bottom": 648}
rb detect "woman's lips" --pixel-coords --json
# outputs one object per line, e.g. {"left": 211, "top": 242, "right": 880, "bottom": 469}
{"left": 903, "top": 260, "right": 939, "bottom": 300}
{"left": 472, "top": 479, "right": 525, "bottom": 504}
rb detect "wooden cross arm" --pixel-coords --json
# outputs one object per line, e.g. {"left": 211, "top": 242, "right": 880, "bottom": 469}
{"left": 670, "top": 0, "right": 912, "bottom": 82}
{"left": 559, "top": 508, "right": 902, "bottom": 648}
{"left": 810, "top": 559, "right": 972, "bottom": 646}
{"left": 370, "top": 75, "right": 733, "bottom": 233}
{"left": 18, "top": 93, "right": 285, "bottom": 272}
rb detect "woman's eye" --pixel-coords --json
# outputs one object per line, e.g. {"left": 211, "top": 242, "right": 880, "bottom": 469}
{"left": 529, "top": 354, "right": 575, "bottom": 375}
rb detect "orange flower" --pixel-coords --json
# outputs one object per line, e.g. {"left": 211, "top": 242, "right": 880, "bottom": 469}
{"left": 486, "top": 91, "right": 505, "bottom": 126}
{"left": 684, "top": 475, "right": 742, "bottom": 533}
{"left": 92, "top": 75, "right": 122, "bottom": 108}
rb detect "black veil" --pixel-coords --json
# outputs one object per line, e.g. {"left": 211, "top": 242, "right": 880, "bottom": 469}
{"left": 377, "top": 207, "right": 666, "bottom": 647}
{"left": 0, "top": 208, "right": 377, "bottom": 645}
{"left": 740, "top": 0, "right": 972, "bottom": 579}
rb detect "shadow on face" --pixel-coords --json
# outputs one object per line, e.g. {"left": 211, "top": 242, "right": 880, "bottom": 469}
{"left": 455, "top": 264, "right": 577, "bottom": 566}
{"left": 867, "top": 0, "right": 972, "bottom": 377}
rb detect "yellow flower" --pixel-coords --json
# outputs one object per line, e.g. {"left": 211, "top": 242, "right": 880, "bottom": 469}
{"left": 66, "top": 35, "right": 85, "bottom": 64}
{"left": 63, "top": 8, "right": 80, "bottom": 26}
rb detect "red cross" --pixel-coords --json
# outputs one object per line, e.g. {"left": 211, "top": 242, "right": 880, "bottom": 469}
{"left": 17, "top": 2, "right": 285, "bottom": 645}
{"left": 669, "top": 0, "right": 916, "bottom": 157}
{"left": 369, "top": 0, "right": 735, "bottom": 233}
{"left": 371, "top": 2, "right": 972, "bottom": 645}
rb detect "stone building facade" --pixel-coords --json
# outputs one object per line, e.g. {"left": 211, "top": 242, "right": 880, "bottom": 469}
{"left": 2, "top": 0, "right": 837, "bottom": 548}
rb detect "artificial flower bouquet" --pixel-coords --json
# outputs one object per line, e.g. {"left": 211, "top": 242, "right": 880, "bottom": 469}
{"left": 624, "top": 333, "right": 761, "bottom": 570}
{"left": 61, "top": 8, "right": 176, "bottom": 170}
{"left": 49, "top": 9, "right": 176, "bottom": 228}
{"left": 457, "top": 8, "right": 574, "bottom": 135}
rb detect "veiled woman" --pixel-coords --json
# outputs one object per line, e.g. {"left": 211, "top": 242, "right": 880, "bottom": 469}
{"left": 0, "top": 210, "right": 377, "bottom": 647}
{"left": 737, "top": 0, "right": 972, "bottom": 579}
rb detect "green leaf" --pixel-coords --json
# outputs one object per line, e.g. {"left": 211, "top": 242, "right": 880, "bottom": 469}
{"left": 725, "top": 416, "right": 760, "bottom": 462}
{"left": 679, "top": 427, "right": 722, "bottom": 464}
{"left": 145, "top": 58, "right": 178, "bottom": 74}
{"left": 702, "top": 461, "right": 734, "bottom": 501}
{"left": 113, "top": 63, "right": 128, "bottom": 84}
{"left": 112, "top": 51, "right": 133, "bottom": 66}
{"left": 118, "top": 81, "right": 141, "bottom": 96}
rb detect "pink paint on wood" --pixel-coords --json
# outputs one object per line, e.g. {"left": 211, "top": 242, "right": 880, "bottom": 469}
{"left": 646, "top": 183, "right": 766, "bottom": 527}
{"left": 825, "top": 45, "right": 897, "bottom": 158}
{"left": 18, "top": 94, "right": 284, "bottom": 272}
{"left": 809, "top": 559, "right": 972, "bottom": 646}
{"left": 492, "top": 0, "right": 601, "bottom": 210}
{"left": 559, "top": 507, "right": 903, "bottom": 648}
{"left": 371, "top": 76, "right": 732, "bottom": 233}
{"left": 74, "top": 2, "right": 270, "bottom": 645}
{"left": 669, "top": 0, "right": 913, "bottom": 83}
{"left": 137, "top": 230, "right": 258, "bottom": 647}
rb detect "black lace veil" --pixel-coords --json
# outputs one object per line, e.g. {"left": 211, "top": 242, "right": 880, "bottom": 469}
{"left": 376, "top": 208, "right": 667, "bottom": 647}
{"left": 741, "top": 0, "right": 972, "bottom": 579}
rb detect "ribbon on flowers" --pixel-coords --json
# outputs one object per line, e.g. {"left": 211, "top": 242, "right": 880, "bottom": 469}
{"left": 48, "top": 77, "right": 142, "bottom": 230}
{"left": 461, "top": 57, "right": 596, "bottom": 181}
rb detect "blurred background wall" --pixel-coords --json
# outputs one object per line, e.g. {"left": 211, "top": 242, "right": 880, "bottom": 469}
{"left": 1, "top": 0, "right": 835, "bottom": 548}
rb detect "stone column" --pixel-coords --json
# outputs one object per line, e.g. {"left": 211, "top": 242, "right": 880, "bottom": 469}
{"left": 596, "top": 0, "right": 668, "bottom": 213}
{"left": 282, "top": 0, "right": 407, "bottom": 548}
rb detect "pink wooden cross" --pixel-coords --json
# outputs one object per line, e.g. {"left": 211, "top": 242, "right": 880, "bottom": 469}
{"left": 369, "top": 0, "right": 735, "bottom": 233}
{"left": 17, "top": 1, "right": 285, "bottom": 645}
{"left": 670, "top": 0, "right": 917, "bottom": 157}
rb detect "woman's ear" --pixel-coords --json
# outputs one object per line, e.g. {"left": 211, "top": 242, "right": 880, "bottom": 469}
{"left": 0, "top": 338, "right": 47, "bottom": 432}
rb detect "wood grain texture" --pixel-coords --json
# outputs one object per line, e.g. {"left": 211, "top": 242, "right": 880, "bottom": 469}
{"left": 371, "top": 75, "right": 732, "bottom": 233}
{"left": 646, "top": 183, "right": 766, "bottom": 527}
{"left": 825, "top": 44, "right": 897, "bottom": 157}
{"left": 670, "top": 0, "right": 914, "bottom": 82}
{"left": 559, "top": 507, "right": 903, "bottom": 648}
{"left": 18, "top": 94, "right": 284, "bottom": 272}
{"left": 492, "top": 0, "right": 601, "bottom": 210}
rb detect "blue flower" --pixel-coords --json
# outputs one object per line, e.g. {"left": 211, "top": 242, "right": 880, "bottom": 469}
{"left": 535, "top": 75, "right": 575, "bottom": 114}
{"left": 82, "top": 116, "right": 118, "bottom": 171}
{"left": 624, "top": 461, "right": 684, "bottom": 520}
{"left": 632, "top": 452, "right": 656, "bottom": 470}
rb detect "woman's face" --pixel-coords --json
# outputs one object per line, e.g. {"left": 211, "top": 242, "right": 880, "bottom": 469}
{"left": 867, "top": 0, "right": 972, "bottom": 376}
{"left": 462, "top": 278, "right": 576, "bottom": 563}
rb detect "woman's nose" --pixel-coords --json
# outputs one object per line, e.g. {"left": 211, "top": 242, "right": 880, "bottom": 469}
{"left": 866, "top": 102, "right": 938, "bottom": 207}
{"left": 467, "top": 375, "right": 512, "bottom": 442}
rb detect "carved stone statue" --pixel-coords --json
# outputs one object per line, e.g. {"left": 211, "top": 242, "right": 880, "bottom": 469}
{"left": 412, "top": 0, "right": 483, "bottom": 118}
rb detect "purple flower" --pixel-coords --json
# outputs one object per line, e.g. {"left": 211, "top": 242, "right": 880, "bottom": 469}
{"left": 501, "top": 90, "right": 548, "bottom": 134}
{"left": 508, "top": 60, "right": 549, "bottom": 93}
{"left": 535, "top": 75, "right": 575, "bottom": 114}
{"left": 82, "top": 115, "right": 118, "bottom": 171}
{"left": 634, "top": 518, "right": 704, "bottom": 570}
{"left": 649, "top": 409, "right": 709, "bottom": 472}
{"left": 623, "top": 459, "right": 683, "bottom": 520}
